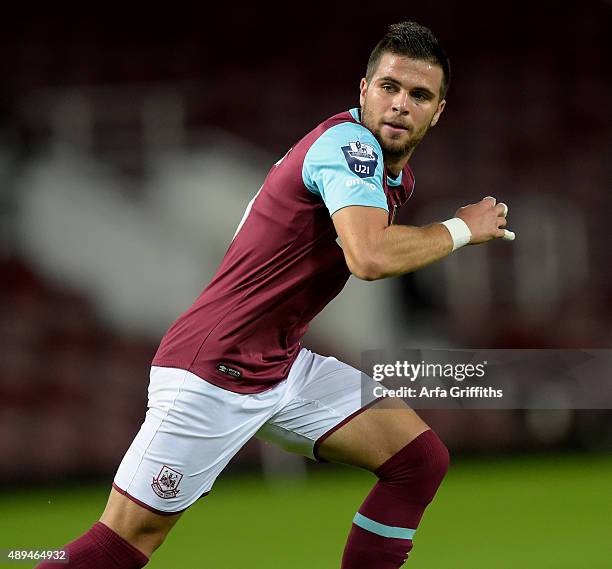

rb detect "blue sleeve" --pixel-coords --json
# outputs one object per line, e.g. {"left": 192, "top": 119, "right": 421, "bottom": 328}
{"left": 302, "top": 122, "right": 388, "bottom": 216}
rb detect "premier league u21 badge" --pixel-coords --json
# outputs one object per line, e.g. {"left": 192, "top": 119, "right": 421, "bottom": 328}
{"left": 341, "top": 140, "right": 378, "bottom": 178}
{"left": 151, "top": 465, "right": 183, "bottom": 499}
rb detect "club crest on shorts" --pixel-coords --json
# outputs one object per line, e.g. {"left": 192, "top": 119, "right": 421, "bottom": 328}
{"left": 341, "top": 140, "right": 378, "bottom": 179}
{"left": 151, "top": 465, "right": 183, "bottom": 499}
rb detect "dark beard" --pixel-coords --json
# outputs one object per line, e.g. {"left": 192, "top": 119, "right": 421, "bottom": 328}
{"left": 370, "top": 127, "right": 421, "bottom": 165}
{"left": 361, "top": 103, "right": 426, "bottom": 161}
{"left": 378, "top": 137, "right": 417, "bottom": 161}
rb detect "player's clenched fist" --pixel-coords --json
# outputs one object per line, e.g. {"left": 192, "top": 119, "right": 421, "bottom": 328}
{"left": 454, "top": 196, "right": 515, "bottom": 244}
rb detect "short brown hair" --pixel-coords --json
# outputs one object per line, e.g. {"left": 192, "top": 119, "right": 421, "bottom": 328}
{"left": 366, "top": 21, "right": 451, "bottom": 99}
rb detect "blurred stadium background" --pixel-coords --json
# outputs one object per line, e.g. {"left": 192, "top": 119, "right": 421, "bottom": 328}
{"left": 0, "top": 1, "right": 611, "bottom": 567}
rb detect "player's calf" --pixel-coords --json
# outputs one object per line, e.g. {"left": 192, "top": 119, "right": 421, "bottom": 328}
{"left": 341, "top": 429, "right": 449, "bottom": 568}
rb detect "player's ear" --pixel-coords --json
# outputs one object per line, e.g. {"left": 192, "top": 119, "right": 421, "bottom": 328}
{"left": 430, "top": 98, "right": 446, "bottom": 127}
{"left": 359, "top": 78, "right": 368, "bottom": 107}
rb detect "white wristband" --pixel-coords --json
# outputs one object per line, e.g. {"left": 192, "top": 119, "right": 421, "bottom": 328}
{"left": 441, "top": 218, "right": 472, "bottom": 251}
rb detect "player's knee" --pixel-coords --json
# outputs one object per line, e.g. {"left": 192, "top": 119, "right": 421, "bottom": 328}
{"left": 128, "top": 513, "right": 180, "bottom": 554}
{"left": 420, "top": 430, "right": 450, "bottom": 494}
{"left": 138, "top": 527, "right": 170, "bottom": 555}
{"left": 101, "top": 490, "right": 180, "bottom": 556}
{"left": 103, "top": 517, "right": 172, "bottom": 557}
{"left": 377, "top": 429, "right": 450, "bottom": 504}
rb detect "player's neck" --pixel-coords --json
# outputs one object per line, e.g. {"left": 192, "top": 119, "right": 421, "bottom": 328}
{"left": 385, "top": 152, "right": 412, "bottom": 177}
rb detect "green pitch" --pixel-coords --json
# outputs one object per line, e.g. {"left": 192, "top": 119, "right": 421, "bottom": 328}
{"left": 2, "top": 453, "right": 611, "bottom": 568}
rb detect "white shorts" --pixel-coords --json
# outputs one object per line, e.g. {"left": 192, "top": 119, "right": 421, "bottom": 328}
{"left": 113, "top": 348, "right": 382, "bottom": 514}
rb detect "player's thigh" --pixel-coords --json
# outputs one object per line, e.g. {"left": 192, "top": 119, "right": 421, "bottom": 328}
{"left": 316, "top": 396, "right": 430, "bottom": 471}
{"left": 257, "top": 349, "right": 430, "bottom": 472}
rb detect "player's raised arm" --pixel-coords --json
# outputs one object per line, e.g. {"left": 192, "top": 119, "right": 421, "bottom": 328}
{"left": 332, "top": 196, "right": 513, "bottom": 281}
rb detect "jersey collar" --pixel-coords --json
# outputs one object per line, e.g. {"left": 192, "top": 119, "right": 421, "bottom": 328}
{"left": 349, "top": 107, "right": 361, "bottom": 122}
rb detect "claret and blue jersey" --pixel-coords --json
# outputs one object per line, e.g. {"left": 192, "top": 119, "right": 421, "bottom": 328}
{"left": 153, "top": 108, "right": 415, "bottom": 393}
{"left": 303, "top": 107, "right": 413, "bottom": 225}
